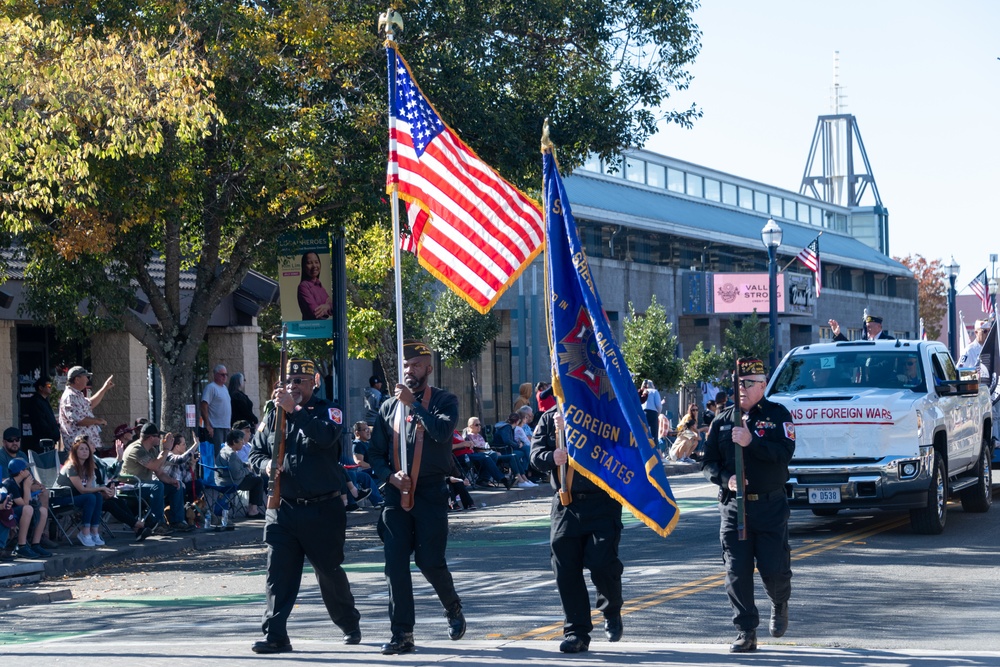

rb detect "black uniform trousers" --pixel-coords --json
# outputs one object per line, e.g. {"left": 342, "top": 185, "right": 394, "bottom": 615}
{"left": 261, "top": 497, "right": 360, "bottom": 641}
{"left": 719, "top": 493, "right": 792, "bottom": 631}
{"left": 550, "top": 493, "right": 624, "bottom": 639}
{"left": 380, "top": 480, "right": 461, "bottom": 635}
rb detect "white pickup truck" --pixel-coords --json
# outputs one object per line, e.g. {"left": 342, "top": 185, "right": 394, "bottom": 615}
{"left": 767, "top": 339, "right": 994, "bottom": 534}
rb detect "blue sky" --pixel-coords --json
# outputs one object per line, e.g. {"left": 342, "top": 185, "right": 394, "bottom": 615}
{"left": 646, "top": 0, "right": 1000, "bottom": 295}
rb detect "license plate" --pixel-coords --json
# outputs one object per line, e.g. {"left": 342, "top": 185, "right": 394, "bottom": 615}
{"left": 808, "top": 487, "right": 841, "bottom": 504}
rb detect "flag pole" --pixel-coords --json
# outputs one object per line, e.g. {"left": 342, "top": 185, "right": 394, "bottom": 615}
{"left": 381, "top": 9, "right": 407, "bottom": 475}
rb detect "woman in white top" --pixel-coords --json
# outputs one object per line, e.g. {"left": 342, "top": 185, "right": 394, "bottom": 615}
{"left": 639, "top": 379, "right": 662, "bottom": 437}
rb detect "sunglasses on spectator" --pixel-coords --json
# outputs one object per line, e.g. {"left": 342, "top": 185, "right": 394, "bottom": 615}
{"left": 4, "top": 438, "right": 19, "bottom": 443}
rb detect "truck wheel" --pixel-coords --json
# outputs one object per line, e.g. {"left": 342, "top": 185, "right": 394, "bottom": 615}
{"left": 910, "top": 453, "right": 947, "bottom": 535}
{"left": 960, "top": 440, "right": 993, "bottom": 513}
{"left": 811, "top": 508, "right": 839, "bottom": 517}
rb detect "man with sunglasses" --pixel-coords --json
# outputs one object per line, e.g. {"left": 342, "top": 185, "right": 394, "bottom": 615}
{"left": 23, "top": 378, "right": 60, "bottom": 453}
{"left": 703, "top": 358, "right": 796, "bottom": 653}
{"left": 247, "top": 358, "right": 361, "bottom": 655}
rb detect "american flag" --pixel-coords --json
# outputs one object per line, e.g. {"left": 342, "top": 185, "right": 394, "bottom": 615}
{"left": 795, "top": 234, "right": 821, "bottom": 296}
{"left": 400, "top": 203, "right": 428, "bottom": 255}
{"left": 968, "top": 269, "right": 994, "bottom": 315}
{"left": 386, "top": 47, "right": 544, "bottom": 313}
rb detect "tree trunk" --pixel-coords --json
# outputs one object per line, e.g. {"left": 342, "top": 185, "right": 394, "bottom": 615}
{"left": 470, "top": 358, "right": 484, "bottom": 422}
{"left": 159, "top": 355, "right": 199, "bottom": 435}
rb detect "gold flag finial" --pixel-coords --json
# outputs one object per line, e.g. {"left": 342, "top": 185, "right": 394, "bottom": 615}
{"left": 379, "top": 8, "right": 404, "bottom": 40}
{"left": 541, "top": 117, "right": 555, "bottom": 154}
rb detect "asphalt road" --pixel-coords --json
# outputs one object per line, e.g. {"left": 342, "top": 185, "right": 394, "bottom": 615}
{"left": 1, "top": 471, "right": 999, "bottom": 665}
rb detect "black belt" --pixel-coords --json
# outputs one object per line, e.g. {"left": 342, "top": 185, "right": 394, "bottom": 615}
{"left": 281, "top": 491, "right": 341, "bottom": 506}
{"left": 556, "top": 492, "right": 600, "bottom": 501}
{"left": 745, "top": 488, "right": 786, "bottom": 502}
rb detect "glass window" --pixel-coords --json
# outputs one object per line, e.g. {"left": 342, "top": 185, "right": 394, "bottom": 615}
{"left": 602, "top": 159, "right": 623, "bottom": 177}
{"left": 582, "top": 153, "right": 601, "bottom": 173}
{"left": 686, "top": 174, "right": 703, "bottom": 197}
{"left": 704, "top": 178, "right": 721, "bottom": 201}
{"left": 810, "top": 206, "right": 822, "bottom": 226}
{"left": 646, "top": 163, "right": 665, "bottom": 188}
{"left": 770, "top": 196, "right": 783, "bottom": 217}
{"left": 667, "top": 168, "right": 684, "bottom": 193}
{"left": 625, "top": 157, "right": 645, "bottom": 183}
{"left": 722, "top": 182, "right": 737, "bottom": 205}
{"left": 798, "top": 203, "right": 810, "bottom": 223}
{"left": 783, "top": 199, "right": 796, "bottom": 220}
{"left": 738, "top": 186, "right": 753, "bottom": 210}
{"left": 754, "top": 192, "right": 768, "bottom": 213}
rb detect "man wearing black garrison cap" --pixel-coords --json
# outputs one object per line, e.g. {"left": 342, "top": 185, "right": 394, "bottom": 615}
{"left": 703, "top": 357, "right": 796, "bottom": 653}
{"left": 829, "top": 314, "right": 895, "bottom": 341}
{"left": 247, "top": 358, "right": 361, "bottom": 654}
{"left": 369, "top": 339, "right": 466, "bottom": 655}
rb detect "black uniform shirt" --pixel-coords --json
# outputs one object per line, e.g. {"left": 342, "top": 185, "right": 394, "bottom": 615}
{"left": 369, "top": 386, "right": 459, "bottom": 483}
{"left": 248, "top": 395, "right": 344, "bottom": 500}
{"left": 703, "top": 398, "right": 795, "bottom": 496}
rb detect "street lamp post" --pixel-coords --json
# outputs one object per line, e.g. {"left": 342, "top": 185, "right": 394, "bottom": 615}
{"left": 946, "top": 256, "right": 961, "bottom": 360}
{"left": 990, "top": 276, "right": 998, "bottom": 317}
{"left": 761, "top": 219, "right": 783, "bottom": 372}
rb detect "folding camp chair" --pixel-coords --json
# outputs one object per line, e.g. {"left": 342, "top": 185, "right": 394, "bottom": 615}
{"left": 27, "top": 449, "right": 81, "bottom": 543}
{"left": 198, "top": 441, "right": 244, "bottom": 526}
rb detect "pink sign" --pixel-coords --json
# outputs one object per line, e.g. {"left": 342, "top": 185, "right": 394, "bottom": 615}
{"left": 712, "top": 273, "right": 785, "bottom": 314}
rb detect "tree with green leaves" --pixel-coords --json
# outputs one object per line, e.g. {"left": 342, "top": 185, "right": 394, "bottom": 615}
{"left": 621, "top": 295, "right": 684, "bottom": 393}
{"left": 682, "top": 341, "right": 729, "bottom": 386}
{"left": 426, "top": 290, "right": 501, "bottom": 419}
{"left": 723, "top": 310, "right": 772, "bottom": 367}
{"left": 1, "top": 2, "right": 701, "bottom": 431}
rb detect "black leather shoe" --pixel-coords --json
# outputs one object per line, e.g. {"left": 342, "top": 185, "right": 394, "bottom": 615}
{"left": 769, "top": 601, "right": 788, "bottom": 638}
{"left": 501, "top": 476, "right": 513, "bottom": 490}
{"left": 355, "top": 487, "right": 372, "bottom": 503}
{"left": 251, "top": 639, "right": 293, "bottom": 654}
{"left": 605, "top": 613, "right": 623, "bottom": 642}
{"left": 730, "top": 629, "right": 757, "bottom": 653}
{"left": 445, "top": 603, "right": 466, "bottom": 640}
{"left": 559, "top": 634, "right": 590, "bottom": 653}
{"left": 343, "top": 628, "right": 362, "bottom": 645}
{"left": 380, "top": 632, "right": 415, "bottom": 655}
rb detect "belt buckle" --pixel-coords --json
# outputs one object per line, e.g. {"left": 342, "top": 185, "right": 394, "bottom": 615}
{"left": 746, "top": 493, "right": 759, "bottom": 501}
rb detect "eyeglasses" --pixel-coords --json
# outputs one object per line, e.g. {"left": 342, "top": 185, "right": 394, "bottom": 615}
{"left": 471, "top": 422, "right": 481, "bottom": 427}
{"left": 3, "top": 438, "right": 20, "bottom": 443}
{"left": 286, "top": 377, "right": 309, "bottom": 385}
{"left": 738, "top": 379, "right": 764, "bottom": 389}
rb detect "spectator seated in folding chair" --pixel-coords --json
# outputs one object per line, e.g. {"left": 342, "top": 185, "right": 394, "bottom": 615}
{"left": 492, "top": 414, "right": 535, "bottom": 488}
{"left": 0, "top": 486, "right": 16, "bottom": 560}
{"left": 122, "top": 424, "right": 195, "bottom": 534}
{"left": 89, "top": 437, "right": 155, "bottom": 541}
{"left": 447, "top": 454, "right": 476, "bottom": 511}
{"left": 161, "top": 432, "right": 203, "bottom": 505}
{"left": 198, "top": 431, "right": 243, "bottom": 527}
{"left": 52, "top": 434, "right": 113, "bottom": 547}
{"left": 215, "top": 429, "right": 265, "bottom": 520}
{"left": 2, "top": 459, "right": 52, "bottom": 558}
{"left": 27, "top": 447, "right": 79, "bottom": 549}
{"left": 461, "top": 418, "right": 512, "bottom": 489}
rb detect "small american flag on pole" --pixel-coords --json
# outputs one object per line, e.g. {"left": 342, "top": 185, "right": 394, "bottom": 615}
{"left": 968, "top": 269, "right": 994, "bottom": 315}
{"left": 386, "top": 46, "right": 544, "bottom": 313}
{"left": 795, "top": 234, "right": 821, "bottom": 296}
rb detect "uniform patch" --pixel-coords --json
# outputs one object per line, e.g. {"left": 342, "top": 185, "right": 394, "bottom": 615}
{"left": 256, "top": 421, "right": 266, "bottom": 433}
{"left": 783, "top": 422, "right": 795, "bottom": 440}
{"left": 329, "top": 407, "right": 342, "bottom": 424}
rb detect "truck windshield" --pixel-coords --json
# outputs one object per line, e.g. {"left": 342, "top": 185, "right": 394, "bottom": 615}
{"left": 770, "top": 351, "right": 925, "bottom": 393}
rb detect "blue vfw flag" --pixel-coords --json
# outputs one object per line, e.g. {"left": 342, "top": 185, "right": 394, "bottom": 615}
{"left": 542, "top": 150, "right": 680, "bottom": 537}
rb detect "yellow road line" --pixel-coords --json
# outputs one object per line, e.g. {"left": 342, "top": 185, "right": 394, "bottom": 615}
{"left": 509, "top": 514, "right": 907, "bottom": 641}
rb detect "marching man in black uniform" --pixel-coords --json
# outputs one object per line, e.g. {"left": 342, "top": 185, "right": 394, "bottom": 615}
{"left": 703, "top": 358, "right": 795, "bottom": 653}
{"left": 530, "top": 406, "right": 624, "bottom": 654}
{"left": 369, "top": 340, "right": 466, "bottom": 655}
{"left": 248, "top": 358, "right": 362, "bottom": 654}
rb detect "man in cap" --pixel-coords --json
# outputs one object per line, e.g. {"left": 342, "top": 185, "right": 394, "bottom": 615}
{"left": 364, "top": 375, "right": 385, "bottom": 426}
{"left": 529, "top": 405, "right": 625, "bottom": 654}
{"left": 0, "top": 427, "right": 52, "bottom": 528}
{"left": 368, "top": 340, "right": 466, "bottom": 655}
{"left": 703, "top": 358, "right": 796, "bottom": 653}
{"left": 247, "top": 358, "right": 361, "bottom": 654}
{"left": 23, "top": 378, "right": 59, "bottom": 453}
{"left": 829, "top": 314, "right": 894, "bottom": 341}
{"left": 122, "top": 423, "right": 193, "bottom": 534}
{"left": 58, "top": 366, "right": 115, "bottom": 452}
{"left": 200, "top": 364, "right": 232, "bottom": 456}
{"left": 959, "top": 319, "right": 992, "bottom": 371}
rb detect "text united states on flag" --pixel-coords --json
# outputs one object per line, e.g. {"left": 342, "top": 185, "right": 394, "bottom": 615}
{"left": 969, "top": 269, "right": 994, "bottom": 315}
{"left": 386, "top": 47, "right": 544, "bottom": 313}
{"left": 795, "top": 235, "right": 821, "bottom": 296}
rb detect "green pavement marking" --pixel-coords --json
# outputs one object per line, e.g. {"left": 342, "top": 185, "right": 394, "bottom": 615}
{"left": 0, "top": 631, "right": 92, "bottom": 645}
{"left": 73, "top": 593, "right": 265, "bottom": 608}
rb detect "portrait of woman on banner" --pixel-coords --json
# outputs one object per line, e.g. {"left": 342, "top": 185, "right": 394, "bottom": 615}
{"left": 297, "top": 251, "right": 333, "bottom": 320}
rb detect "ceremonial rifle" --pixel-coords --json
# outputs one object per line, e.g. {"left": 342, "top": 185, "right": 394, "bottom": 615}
{"left": 557, "top": 408, "right": 571, "bottom": 506}
{"left": 732, "top": 353, "right": 747, "bottom": 541}
{"left": 266, "top": 325, "right": 288, "bottom": 510}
